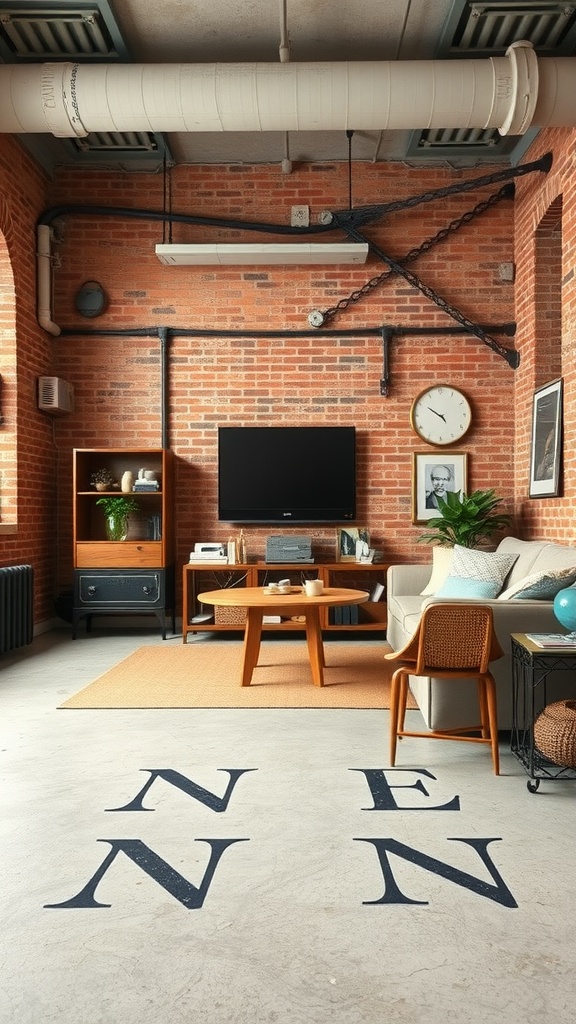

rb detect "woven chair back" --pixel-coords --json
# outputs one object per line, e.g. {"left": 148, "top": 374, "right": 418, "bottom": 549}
{"left": 416, "top": 604, "right": 496, "bottom": 675}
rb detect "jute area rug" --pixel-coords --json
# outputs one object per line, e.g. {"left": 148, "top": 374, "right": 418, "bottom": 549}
{"left": 59, "top": 640, "right": 417, "bottom": 710}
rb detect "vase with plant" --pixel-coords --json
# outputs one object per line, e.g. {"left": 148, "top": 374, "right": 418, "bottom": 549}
{"left": 96, "top": 495, "right": 140, "bottom": 541}
{"left": 418, "top": 488, "right": 512, "bottom": 549}
{"left": 90, "top": 468, "right": 115, "bottom": 492}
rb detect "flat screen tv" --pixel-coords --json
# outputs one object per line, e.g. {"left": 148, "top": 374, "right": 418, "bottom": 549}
{"left": 218, "top": 426, "right": 356, "bottom": 524}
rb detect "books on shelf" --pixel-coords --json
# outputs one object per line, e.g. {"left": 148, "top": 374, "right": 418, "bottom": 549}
{"left": 369, "top": 582, "right": 385, "bottom": 602}
{"left": 525, "top": 633, "right": 576, "bottom": 648}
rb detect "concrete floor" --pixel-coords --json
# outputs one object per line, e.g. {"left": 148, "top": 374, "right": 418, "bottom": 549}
{"left": 1, "top": 626, "right": 575, "bottom": 1024}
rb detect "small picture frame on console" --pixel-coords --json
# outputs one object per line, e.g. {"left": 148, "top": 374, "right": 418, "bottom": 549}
{"left": 412, "top": 451, "right": 468, "bottom": 524}
{"left": 337, "top": 526, "right": 370, "bottom": 561}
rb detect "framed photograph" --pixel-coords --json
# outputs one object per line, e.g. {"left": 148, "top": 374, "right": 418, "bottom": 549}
{"left": 529, "top": 378, "right": 562, "bottom": 497}
{"left": 337, "top": 526, "right": 370, "bottom": 561}
{"left": 411, "top": 452, "right": 468, "bottom": 524}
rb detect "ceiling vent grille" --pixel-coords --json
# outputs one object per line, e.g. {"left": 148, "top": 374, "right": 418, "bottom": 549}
{"left": 446, "top": 1, "right": 576, "bottom": 56}
{"left": 72, "top": 131, "right": 159, "bottom": 154}
{"left": 416, "top": 127, "right": 501, "bottom": 150}
{"left": 0, "top": 3, "right": 126, "bottom": 60}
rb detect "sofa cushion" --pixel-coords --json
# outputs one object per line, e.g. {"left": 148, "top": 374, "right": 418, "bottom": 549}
{"left": 498, "top": 564, "right": 576, "bottom": 601}
{"left": 420, "top": 546, "right": 454, "bottom": 596}
{"left": 530, "top": 542, "right": 576, "bottom": 575}
{"left": 495, "top": 537, "right": 549, "bottom": 586}
{"left": 435, "top": 545, "right": 518, "bottom": 599}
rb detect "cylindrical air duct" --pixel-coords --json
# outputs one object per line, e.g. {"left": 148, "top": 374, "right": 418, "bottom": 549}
{"left": 1, "top": 42, "right": 575, "bottom": 140}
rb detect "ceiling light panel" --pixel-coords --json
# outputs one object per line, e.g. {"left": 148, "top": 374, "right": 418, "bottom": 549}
{"left": 155, "top": 243, "right": 370, "bottom": 266}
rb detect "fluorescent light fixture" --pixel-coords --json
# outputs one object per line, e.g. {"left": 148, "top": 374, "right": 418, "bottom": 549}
{"left": 155, "top": 242, "right": 369, "bottom": 265}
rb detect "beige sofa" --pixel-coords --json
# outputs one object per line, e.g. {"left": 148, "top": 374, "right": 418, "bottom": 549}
{"left": 386, "top": 537, "right": 576, "bottom": 731}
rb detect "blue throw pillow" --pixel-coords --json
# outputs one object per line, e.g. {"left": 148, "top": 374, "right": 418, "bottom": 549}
{"left": 435, "top": 545, "right": 518, "bottom": 600}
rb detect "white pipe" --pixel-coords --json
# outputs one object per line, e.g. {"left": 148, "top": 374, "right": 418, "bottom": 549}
{"left": 1, "top": 43, "right": 575, "bottom": 140}
{"left": 36, "top": 225, "right": 61, "bottom": 337}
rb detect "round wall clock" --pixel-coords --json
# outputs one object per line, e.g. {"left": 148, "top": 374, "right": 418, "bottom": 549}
{"left": 410, "top": 384, "right": 472, "bottom": 447}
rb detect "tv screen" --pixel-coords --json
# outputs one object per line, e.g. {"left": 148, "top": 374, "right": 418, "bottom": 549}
{"left": 218, "top": 426, "right": 356, "bottom": 524}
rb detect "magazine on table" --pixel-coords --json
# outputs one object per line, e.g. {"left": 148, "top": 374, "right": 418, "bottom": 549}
{"left": 525, "top": 633, "right": 576, "bottom": 648}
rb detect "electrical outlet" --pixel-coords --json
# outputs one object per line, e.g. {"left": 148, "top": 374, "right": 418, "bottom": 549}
{"left": 291, "top": 205, "right": 310, "bottom": 228}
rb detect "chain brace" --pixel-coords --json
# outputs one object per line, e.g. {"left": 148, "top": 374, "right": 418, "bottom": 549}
{"left": 319, "top": 184, "right": 513, "bottom": 326}
{"left": 331, "top": 152, "right": 551, "bottom": 230}
{"left": 337, "top": 217, "right": 519, "bottom": 366}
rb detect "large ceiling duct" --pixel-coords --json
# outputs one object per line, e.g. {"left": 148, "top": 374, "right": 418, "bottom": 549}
{"left": 1, "top": 42, "right": 576, "bottom": 140}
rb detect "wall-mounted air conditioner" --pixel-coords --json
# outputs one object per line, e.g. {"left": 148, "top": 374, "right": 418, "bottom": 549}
{"left": 37, "top": 376, "right": 74, "bottom": 415}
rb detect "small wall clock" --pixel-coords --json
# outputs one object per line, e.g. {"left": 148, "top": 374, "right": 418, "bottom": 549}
{"left": 410, "top": 384, "right": 472, "bottom": 447}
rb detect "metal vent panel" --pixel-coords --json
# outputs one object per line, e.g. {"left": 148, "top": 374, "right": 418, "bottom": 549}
{"left": 404, "top": 125, "right": 528, "bottom": 163}
{"left": 0, "top": 2, "right": 129, "bottom": 61}
{"left": 440, "top": 1, "right": 576, "bottom": 56}
{"left": 72, "top": 131, "right": 159, "bottom": 154}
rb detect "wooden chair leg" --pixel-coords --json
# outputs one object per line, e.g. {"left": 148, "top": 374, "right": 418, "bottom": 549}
{"left": 484, "top": 674, "right": 500, "bottom": 775}
{"left": 477, "top": 678, "right": 489, "bottom": 739}
{"left": 389, "top": 668, "right": 403, "bottom": 766}
{"left": 398, "top": 674, "right": 409, "bottom": 733}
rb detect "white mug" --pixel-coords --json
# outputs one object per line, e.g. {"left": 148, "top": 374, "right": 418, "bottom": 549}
{"left": 304, "top": 579, "right": 323, "bottom": 597}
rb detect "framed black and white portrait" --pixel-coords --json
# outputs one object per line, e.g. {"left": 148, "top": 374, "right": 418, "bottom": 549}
{"left": 411, "top": 452, "right": 468, "bottom": 524}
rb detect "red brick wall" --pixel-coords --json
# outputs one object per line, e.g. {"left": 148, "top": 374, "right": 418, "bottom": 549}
{"left": 3, "top": 132, "right": 576, "bottom": 630}
{"left": 47, "top": 160, "right": 518, "bottom": 595}
{"left": 513, "top": 128, "right": 576, "bottom": 542}
{"left": 0, "top": 137, "right": 57, "bottom": 624}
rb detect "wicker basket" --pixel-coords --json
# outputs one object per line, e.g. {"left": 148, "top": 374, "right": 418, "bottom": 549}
{"left": 533, "top": 700, "right": 576, "bottom": 768}
{"left": 214, "top": 604, "right": 247, "bottom": 624}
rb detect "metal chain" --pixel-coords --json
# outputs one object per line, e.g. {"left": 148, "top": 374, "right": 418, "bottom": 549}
{"left": 319, "top": 183, "right": 513, "bottom": 325}
{"left": 335, "top": 216, "right": 519, "bottom": 366}
{"left": 330, "top": 152, "right": 551, "bottom": 229}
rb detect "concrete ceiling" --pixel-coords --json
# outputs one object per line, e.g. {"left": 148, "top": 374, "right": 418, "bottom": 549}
{"left": 1, "top": 0, "right": 576, "bottom": 173}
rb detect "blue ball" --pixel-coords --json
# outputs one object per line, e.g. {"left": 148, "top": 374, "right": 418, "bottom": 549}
{"left": 553, "top": 587, "right": 576, "bottom": 632}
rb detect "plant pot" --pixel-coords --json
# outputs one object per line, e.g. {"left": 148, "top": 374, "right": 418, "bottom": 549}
{"left": 105, "top": 513, "right": 129, "bottom": 541}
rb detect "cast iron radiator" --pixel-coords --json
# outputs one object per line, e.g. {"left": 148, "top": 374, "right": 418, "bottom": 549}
{"left": 0, "top": 564, "right": 34, "bottom": 654}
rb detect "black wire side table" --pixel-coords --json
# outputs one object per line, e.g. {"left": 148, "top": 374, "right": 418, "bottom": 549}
{"left": 511, "top": 633, "right": 576, "bottom": 792}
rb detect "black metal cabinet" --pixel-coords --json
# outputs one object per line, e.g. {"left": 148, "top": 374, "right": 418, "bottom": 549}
{"left": 73, "top": 567, "right": 175, "bottom": 639}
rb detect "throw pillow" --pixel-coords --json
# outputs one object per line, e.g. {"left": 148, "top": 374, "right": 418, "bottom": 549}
{"left": 420, "top": 546, "right": 454, "bottom": 596}
{"left": 498, "top": 565, "right": 576, "bottom": 601}
{"left": 435, "top": 545, "right": 518, "bottom": 600}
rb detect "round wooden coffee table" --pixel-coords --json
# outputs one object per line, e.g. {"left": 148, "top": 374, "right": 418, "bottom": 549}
{"left": 198, "top": 585, "right": 369, "bottom": 687}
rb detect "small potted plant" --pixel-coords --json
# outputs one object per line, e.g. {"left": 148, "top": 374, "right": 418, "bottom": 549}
{"left": 96, "top": 495, "right": 140, "bottom": 541}
{"left": 418, "top": 488, "right": 512, "bottom": 549}
{"left": 90, "top": 468, "right": 115, "bottom": 492}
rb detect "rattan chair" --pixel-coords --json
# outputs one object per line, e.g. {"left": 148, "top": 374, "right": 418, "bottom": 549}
{"left": 385, "top": 603, "right": 504, "bottom": 774}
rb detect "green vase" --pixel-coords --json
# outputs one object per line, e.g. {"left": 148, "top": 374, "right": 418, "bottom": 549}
{"left": 105, "top": 513, "right": 129, "bottom": 541}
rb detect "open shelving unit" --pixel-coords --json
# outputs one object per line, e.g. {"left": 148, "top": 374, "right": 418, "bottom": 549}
{"left": 72, "top": 448, "right": 175, "bottom": 638}
{"left": 182, "top": 561, "right": 387, "bottom": 641}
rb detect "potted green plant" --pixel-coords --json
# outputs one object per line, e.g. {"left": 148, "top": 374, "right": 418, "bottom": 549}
{"left": 96, "top": 495, "right": 140, "bottom": 541}
{"left": 417, "top": 488, "right": 512, "bottom": 549}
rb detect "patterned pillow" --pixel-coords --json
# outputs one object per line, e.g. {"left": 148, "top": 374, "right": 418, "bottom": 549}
{"left": 498, "top": 565, "right": 576, "bottom": 601}
{"left": 435, "top": 545, "right": 518, "bottom": 600}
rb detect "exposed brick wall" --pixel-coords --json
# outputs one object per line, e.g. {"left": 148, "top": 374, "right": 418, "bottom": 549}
{"left": 2, "top": 132, "right": 576, "bottom": 630}
{"left": 0, "top": 137, "right": 57, "bottom": 625}
{"left": 513, "top": 128, "right": 576, "bottom": 542}
{"left": 47, "top": 160, "right": 518, "bottom": 593}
